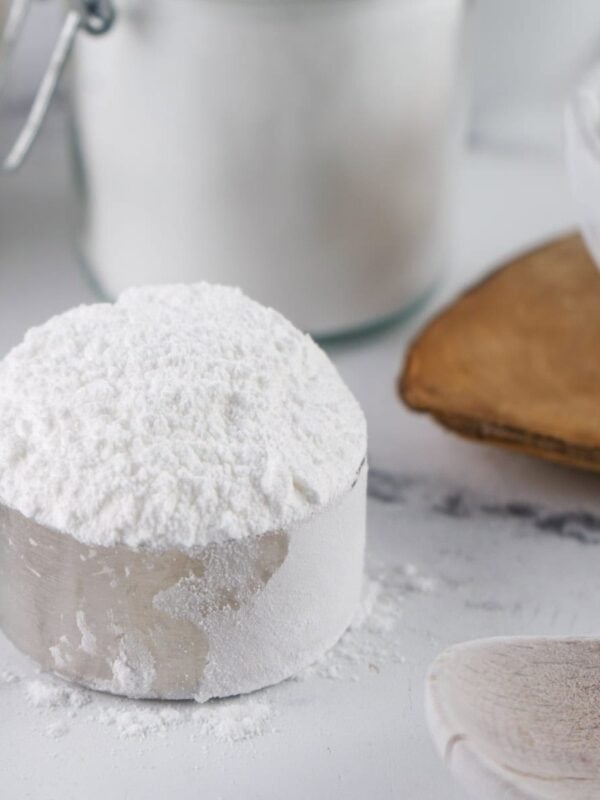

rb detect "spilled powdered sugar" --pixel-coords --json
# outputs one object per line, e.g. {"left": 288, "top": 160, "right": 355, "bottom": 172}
{"left": 19, "top": 676, "right": 277, "bottom": 744}
{"left": 1, "top": 668, "right": 20, "bottom": 685}
{"left": 300, "top": 560, "right": 436, "bottom": 681}
{"left": 25, "top": 679, "right": 91, "bottom": 713}
{"left": 3, "top": 560, "right": 435, "bottom": 743}
{"left": 96, "top": 698, "right": 274, "bottom": 742}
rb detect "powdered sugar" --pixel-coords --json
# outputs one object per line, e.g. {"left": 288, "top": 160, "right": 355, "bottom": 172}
{"left": 300, "top": 561, "right": 436, "bottom": 681}
{"left": 109, "top": 633, "right": 157, "bottom": 698}
{"left": 0, "top": 463, "right": 365, "bottom": 702}
{"left": 191, "top": 699, "right": 275, "bottom": 743}
{"left": 21, "top": 674, "right": 276, "bottom": 743}
{"left": 75, "top": 611, "right": 96, "bottom": 655}
{"left": 96, "top": 705, "right": 186, "bottom": 739}
{"left": 4, "top": 559, "right": 434, "bottom": 746}
{"left": 25, "top": 679, "right": 91, "bottom": 712}
{"left": 45, "top": 720, "right": 70, "bottom": 739}
{"left": 0, "top": 283, "right": 366, "bottom": 550}
{"left": 0, "top": 668, "right": 20, "bottom": 685}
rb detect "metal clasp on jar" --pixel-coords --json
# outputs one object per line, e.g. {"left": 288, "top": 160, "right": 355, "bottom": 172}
{"left": 1, "top": 0, "right": 115, "bottom": 171}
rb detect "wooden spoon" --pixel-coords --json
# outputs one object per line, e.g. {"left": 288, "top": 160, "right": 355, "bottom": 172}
{"left": 426, "top": 637, "right": 600, "bottom": 800}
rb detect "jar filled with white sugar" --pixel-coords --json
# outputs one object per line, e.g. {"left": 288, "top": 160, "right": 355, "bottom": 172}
{"left": 67, "top": 0, "right": 465, "bottom": 338}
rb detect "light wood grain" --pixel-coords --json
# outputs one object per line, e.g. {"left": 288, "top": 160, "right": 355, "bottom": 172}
{"left": 426, "top": 637, "right": 600, "bottom": 800}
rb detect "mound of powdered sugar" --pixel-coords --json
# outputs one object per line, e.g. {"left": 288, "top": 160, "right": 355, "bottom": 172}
{"left": 0, "top": 284, "right": 366, "bottom": 549}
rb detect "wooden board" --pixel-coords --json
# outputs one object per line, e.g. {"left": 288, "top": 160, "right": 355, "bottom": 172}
{"left": 400, "top": 234, "right": 600, "bottom": 472}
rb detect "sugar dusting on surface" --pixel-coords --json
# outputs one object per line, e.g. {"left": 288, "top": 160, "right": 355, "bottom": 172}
{"left": 299, "top": 560, "right": 436, "bottom": 681}
{"left": 20, "top": 680, "right": 277, "bottom": 744}
{"left": 25, "top": 679, "right": 91, "bottom": 712}
{"left": 1, "top": 668, "right": 20, "bottom": 685}
{"left": 2, "top": 560, "right": 435, "bottom": 743}
{"left": 15, "top": 675, "right": 277, "bottom": 744}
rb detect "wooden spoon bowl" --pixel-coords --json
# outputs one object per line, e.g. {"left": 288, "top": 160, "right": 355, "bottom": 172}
{"left": 426, "top": 636, "right": 600, "bottom": 800}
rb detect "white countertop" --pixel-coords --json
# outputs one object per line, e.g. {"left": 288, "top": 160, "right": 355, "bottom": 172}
{"left": 2, "top": 112, "right": 598, "bottom": 800}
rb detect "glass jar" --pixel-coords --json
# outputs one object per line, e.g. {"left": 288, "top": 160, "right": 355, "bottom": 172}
{"left": 69, "top": 0, "right": 465, "bottom": 338}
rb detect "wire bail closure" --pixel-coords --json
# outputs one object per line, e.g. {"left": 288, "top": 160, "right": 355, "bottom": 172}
{"left": 80, "top": 0, "right": 115, "bottom": 35}
{"left": 1, "top": 0, "right": 115, "bottom": 172}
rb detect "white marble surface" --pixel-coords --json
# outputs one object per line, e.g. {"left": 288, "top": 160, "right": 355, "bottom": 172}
{"left": 2, "top": 111, "right": 600, "bottom": 800}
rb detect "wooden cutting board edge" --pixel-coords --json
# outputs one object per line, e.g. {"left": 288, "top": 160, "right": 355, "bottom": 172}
{"left": 434, "top": 411, "right": 600, "bottom": 473}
